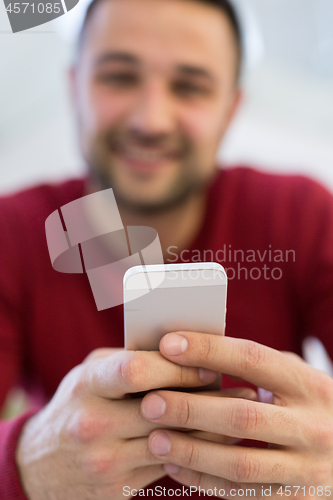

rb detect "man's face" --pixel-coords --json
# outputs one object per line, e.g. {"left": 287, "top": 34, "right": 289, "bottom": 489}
{"left": 72, "top": 0, "right": 241, "bottom": 213}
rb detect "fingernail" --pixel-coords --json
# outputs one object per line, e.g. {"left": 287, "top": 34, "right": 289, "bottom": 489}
{"left": 142, "top": 394, "right": 166, "bottom": 419}
{"left": 151, "top": 432, "right": 171, "bottom": 456}
{"left": 163, "top": 334, "right": 188, "bottom": 355}
{"left": 199, "top": 368, "right": 217, "bottom": 383}
{"left": 164, "top": 463, "right": 180, "bottom": 475}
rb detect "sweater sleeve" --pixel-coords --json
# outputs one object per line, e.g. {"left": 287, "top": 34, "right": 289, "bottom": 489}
{"left": 0, "top": 408, "right": 40, "bottom": 500}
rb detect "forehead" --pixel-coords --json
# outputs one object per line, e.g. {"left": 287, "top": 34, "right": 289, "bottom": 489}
{"left": 82, "top": 0, "right": 237, "bottom": 77}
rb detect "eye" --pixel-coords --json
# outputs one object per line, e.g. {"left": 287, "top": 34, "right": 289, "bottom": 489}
{"left": 172, "top": 81, "right": 210, "bottom": 97}
{"left": 97, "top": 72, "right": 139, "bottom": 88}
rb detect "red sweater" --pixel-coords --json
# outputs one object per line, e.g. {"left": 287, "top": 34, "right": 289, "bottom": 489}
{"left": 1, "top": 167, "right": 333, "bottom": 498}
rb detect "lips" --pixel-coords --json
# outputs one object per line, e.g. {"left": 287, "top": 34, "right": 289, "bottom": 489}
{"left": 112, "top": 142, "right": 182, "bottom": 172}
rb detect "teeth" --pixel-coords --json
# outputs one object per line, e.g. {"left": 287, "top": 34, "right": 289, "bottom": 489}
{"left": 121, "top": 145, "right": 172, "bottom": 162}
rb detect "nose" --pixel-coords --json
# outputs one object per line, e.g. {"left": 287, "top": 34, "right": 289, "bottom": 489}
{"left": 128, "top": 81, "right": 175, "bottom": 137}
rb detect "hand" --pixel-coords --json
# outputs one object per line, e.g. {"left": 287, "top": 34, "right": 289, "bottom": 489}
{"left": 141, "top": 332, "right": 333, "bottom": 499}
{"left": 15, "top": 346, "right": 253, "bottom": 500}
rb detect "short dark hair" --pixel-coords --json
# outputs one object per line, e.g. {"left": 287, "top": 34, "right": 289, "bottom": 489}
{"left": 77, "top": 0, "right": 243, "bottom": 79}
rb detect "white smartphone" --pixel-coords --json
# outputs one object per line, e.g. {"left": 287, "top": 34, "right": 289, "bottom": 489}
{"left": 124, "top": 262, "right": 227, "bottom": 351}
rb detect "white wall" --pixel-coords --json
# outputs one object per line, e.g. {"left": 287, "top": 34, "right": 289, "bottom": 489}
{"left": 1, "top": 0, "right": 333, "bottom": 370}
{"left": 0, "top": 0, "right": 332, "bottom": 195}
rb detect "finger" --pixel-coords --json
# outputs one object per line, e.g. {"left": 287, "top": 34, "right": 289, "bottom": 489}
{"left": 97, "top": 397, "right": 163, "bottom": 439}
{"left": 83, "top": 348, "right": 123, "bottom": 362}
{"left": 164, "top": 465, "right": 228, "bottom": 497}
{"left": 76, "top": 395, "right": 189, "bottom": 441}
{"left": 127, "top": 465, "right": 166, "bottom": 493}
{"left": 111, "top": 387, "right": 257, "bottom": 440}
{"left": 77, "top": 437, "right": 165, "bottom": 480}
{"left": 85, "top": 350, "right": 217, "bottom": 399}
{"left": 148, "top": 430, "right": 306, "bottom": 484}
{"left": 73, "top": 390, "right": 251, "bottom": 446}
{"left": 186, "top": 430, "right": 241, "bottom": 445}
{"left": 163, "top": 466, "right": 284, "bottom": 500}
{"left": 281, "top": 351, "right": 304, "bottom": 362}
{"left": 192, "top": 387, "right": 258, "bottom": 400}
{"left": 114, "top": 398, "right": 241, "bottom": 441}
{"left": 164, "top": 466, "right": 317, "bottom": 500}
{"left": 120, "top": 437, "right": 168, "bottom": 469}
{"left": 160, "top": 332, "right": 309, "bottom": 398}
{"left": 142, "top": 391, "right": 303, "bottom": 447}
{"left": 163, "top": 465, "right": 251, "bottom": 498}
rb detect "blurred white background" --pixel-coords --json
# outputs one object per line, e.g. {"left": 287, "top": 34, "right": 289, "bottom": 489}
{"left": 0, "top": 0, "right": 332, "bottom": 195}
{"left": 0, "top": 0, "right": 332, "bottom": 381}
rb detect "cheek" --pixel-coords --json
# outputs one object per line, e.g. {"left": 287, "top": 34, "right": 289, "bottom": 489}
{"left": 180, "top": 103, "right": 226, "bottom": 148}
{"left": 80, "top": 84, "right": 130, "bottom": 132}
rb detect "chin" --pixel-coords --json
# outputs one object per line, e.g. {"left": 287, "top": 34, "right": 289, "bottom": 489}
{"left": 112, "top": 182, "right": 203, "bottom": 215}
{"left": 111, "top": 173, "right": 179, "bottom": 204}
{"left": 113, "top": 191, "right": 174, "bottom": 213}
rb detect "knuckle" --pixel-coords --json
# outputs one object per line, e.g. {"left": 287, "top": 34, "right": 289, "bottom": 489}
{"left": 198, "top": 335, "right": 214, "bottom": 361}
{"left": 66, "top": 409, "right": 109, "bottom": 444}
{"left": 316, "top": 424, "right": 333, "bottom": 452}
{"left": 120, "top": 354, "right": 148, "bottom": 391}
{"left": 313, "top": 372, "right": 333, "bottom": 401}
{"left": 66, "top": 366, "right": 88, "bottom": 400}
{"left": 241, "top": 341, "right": 266, "bottom": 374}
{"left": 192, "top": 471, "right": 204, "bottom": 489}
{"left": 305, "top": 459, "right": 332, "bottom": 485}
{"left": 190, "top": 470, "right": 220, "bottom": 493}
{"left": 80, "top": 450, "right": 117, "bottom": 477}
{"left": 231, "top": 400, "right": 263, "bottom": 435}
{"left": 305, "top": 418, "right": 333, "bottom": 452}
{"left": 176, "top": 395, "right": 192, "bottom": 426}
{"left": 67, "top": 411, "right": 99, "bottom": 443}
{"left": 184, "top": 470, "right": 203, "bottom": 489}
{"left": 232, "top": 452, "right": 261, "bottom": 483}
{"left": 177, "top": 365, "right": 192, "bottom": 387}
{"left": 181, "top": 441, "right": 199, "bottom": 468}
{"left": 84, "top": 358, "right": 110, "bottom": 396}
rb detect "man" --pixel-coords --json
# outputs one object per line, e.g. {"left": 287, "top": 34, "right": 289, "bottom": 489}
{"left": 1, "top": 0, "right": 333, "bottom": 498}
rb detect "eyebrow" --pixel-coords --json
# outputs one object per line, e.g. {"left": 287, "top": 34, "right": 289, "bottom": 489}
{"left": 175, "top": 65, "right": 215, "bottom": 84}
{"left": 94, "top": 51, "right": 140, "bottom": 67}
{"left": 94, "top": 51, "right": 215, "bottom": 84}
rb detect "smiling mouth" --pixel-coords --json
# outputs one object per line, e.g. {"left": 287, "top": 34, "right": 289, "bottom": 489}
{"left": 111, "top": 142, "right": 183, "bottom": 170}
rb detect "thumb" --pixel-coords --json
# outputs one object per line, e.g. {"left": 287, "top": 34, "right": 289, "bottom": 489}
{"left": 83, "top": 347, "right": 124, "bottom": 362}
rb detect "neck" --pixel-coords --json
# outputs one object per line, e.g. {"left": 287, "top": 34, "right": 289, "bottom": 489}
{"left": 118, "top": 191, "right": 207, "bottom": 261}
{"left": 85, "top": 178, "right": 208, "bottom": 261}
